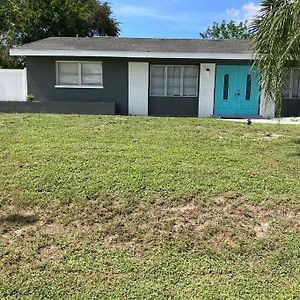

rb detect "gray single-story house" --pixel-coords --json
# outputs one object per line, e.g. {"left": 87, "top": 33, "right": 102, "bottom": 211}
{"left": 9, "top": 37, "right": 300, "bottom": 117}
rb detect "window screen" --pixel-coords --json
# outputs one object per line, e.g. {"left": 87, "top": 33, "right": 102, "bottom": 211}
{"left": 167, "top": 66, "right": 181, "bottom": 96}
{"left": 150, "top": 65, "right": 198, "bottom": 97}
{"left": 150, "top": 66, "right": 165, "bottom": 96}
{"left": 183, "top": 66, "right": 198, "bottom": 97}
{"left": 56, "top": 61, "right": 103, "bottom": 87}
{"left": 282, "top": 69, "right": 300, "bottom": 98}
{"left": 81, "top": 62, "right": 103, "bottom": 86}
{"left": 57, "top": 62, "right": 78, "bottom": 85}
{"left": 292, "top": 69, "right": 300, "bottom": 98}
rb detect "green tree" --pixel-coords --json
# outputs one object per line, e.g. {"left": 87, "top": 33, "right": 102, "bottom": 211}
{"left": 200, "top": 20, "right": 252, "bottom": 39}
{"left": 252, "top": 0, "right": 300, "bottom": 116}
{"left": 0, "top": 0, "right": 120, "bottom": 68}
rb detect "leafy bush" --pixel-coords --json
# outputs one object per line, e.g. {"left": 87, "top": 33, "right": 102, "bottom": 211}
{"left": 26, "top": 94, "right": 34, "bottom": 102}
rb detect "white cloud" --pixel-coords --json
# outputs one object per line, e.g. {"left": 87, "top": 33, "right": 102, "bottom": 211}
{"left": 226, "top": 8, "right": 240, "bottom": 19}
{"left": 242, "top": 2, "right": 261, "bottom": 20}
{"left": 114, "top": 5, "right": 177, "bottom": 21}
{"left": 226, "top": 2, "right": 261, "bottom": 21}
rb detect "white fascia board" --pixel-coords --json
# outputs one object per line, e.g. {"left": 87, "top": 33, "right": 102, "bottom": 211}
{"left": 10, "top": 49, "right": 252, "bottom": 60}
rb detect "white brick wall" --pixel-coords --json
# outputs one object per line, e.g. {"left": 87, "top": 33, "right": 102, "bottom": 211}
{"left": 128, "top": 62, "right": 149, "bottom": 116}
{"left": 0, "top": 69, "right": 27, "bottom": 101}
{"left": 198, "top": 63, "right": 216, "bottom": 117}
{"left": 260, "top": 90, "right": 275, "bottom": 118}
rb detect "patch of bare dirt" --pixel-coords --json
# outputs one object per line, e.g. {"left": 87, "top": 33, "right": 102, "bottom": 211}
{"left": 1, "top": 196, "right": 300, "bottom": 255}
{"left": 255, "top": 133, "right": 282, "bottom": 141}
{"left": 45, "top": 221, "right": 65, "bottom": 235}
{"left": 254, "top": 223, "right": 270, "bottom": 238}
{"left": 260, "top": 132, "right": 282, "bottom": 140}
{"left": 111, "top": 195, "right": 300, "bottom": 251}
{"left": 39, "top": 245, "right": 64, "bottom": 262}
{"left": 243, "top": 132, "right": 283, "bottom": 141}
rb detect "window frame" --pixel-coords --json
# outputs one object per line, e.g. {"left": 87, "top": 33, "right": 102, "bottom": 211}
{"left": 150, "top": 65, "right": 199, "bottom": 97}
{"left": 55, "top": 61, "right": 104, "bottom": 89}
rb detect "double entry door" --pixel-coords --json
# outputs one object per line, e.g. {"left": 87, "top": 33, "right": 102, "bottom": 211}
{"left": 214, "top": 65, "right": 260, "bottom": 116}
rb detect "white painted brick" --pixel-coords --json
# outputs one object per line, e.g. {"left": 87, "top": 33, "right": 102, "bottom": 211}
{"left": 128, "top": 62, "right": 149, "bottom": 116}
{"left": 0, "top": 69, "right": 27, "bottom": 101}
{"left": 198, "top": 63, "right": 216, "bottom": 117}
{"left": 260, "top": 90, "right": 275, "bottom": 118}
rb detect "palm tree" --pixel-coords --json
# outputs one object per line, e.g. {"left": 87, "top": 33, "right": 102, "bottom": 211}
{"left": 251, "top": 0, "right": 300, "bottom": 116}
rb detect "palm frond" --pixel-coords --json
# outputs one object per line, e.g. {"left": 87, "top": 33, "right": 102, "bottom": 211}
{"left": 251, "top": 0, "right": 300, "bottom": 117}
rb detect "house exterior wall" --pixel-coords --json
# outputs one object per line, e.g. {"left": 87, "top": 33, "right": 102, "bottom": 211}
{"left": 147, "top": 60, "right": 201, "bottom": 117}
{"left": 26, "top": 56, "right": 257, "bottom": 117}
{"left": 148, "top": 97, "right": 198, "bottom": 117}
{"left": 0, "top": 69, "right": 27, "bottom": 101}
{"left": 128, "top": 62, "right": 149, "bottom": 116}
{"left": 259, "top": 90, "right": 275, "bottom": 118}
{"left": 25, "top": 55, "right": 300, "bottom": 117}
{"left": 0, "top": 101, "right": 116, "bottom": 115}
{"left": 282, "top": 98, "right": 300, "bottom": 117}
{"left": 26, "top": 56, "right": 128, "bottom": 115}
{"left": 198, "top": 63, "right": 216, "bottom": 117}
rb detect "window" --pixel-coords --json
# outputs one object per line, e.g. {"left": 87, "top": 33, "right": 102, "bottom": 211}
{"left": 56, "top": 61, "right": 103, "bottom": 88}
{"left": 282, "top": 69, "right": 300, "bottom": 98}
{"left": 246, "top": 75, "right": 252, "bottom": 100}
{"left": 167, "top": 66, "right": 181, "bottom": 96}
{"left": 223, "top": 74, "right": 229, "bottom": 100}
{"left": 150, "top": 65, "right": 198, "bottom": 97}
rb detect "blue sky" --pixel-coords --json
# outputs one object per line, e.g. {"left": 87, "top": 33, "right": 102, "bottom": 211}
{"left": 110, "top": 0, "right": 261, "bottom": 38}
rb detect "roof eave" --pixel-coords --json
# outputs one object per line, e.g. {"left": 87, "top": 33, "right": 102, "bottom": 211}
{"left": 10, "top": 49, "right": 253, "bottom": 60}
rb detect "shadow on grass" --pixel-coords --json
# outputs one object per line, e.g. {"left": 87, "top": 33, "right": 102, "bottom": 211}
{"left": 0, "top": 214, "right": 39, "bottom": 225}
{"left": 294, "top": 139, "right": 300, "bottom": 145}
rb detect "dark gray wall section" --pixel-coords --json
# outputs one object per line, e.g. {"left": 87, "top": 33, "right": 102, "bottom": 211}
{"left": 282, "top": 99, "right": 300, "bottom": 117}
{"left": 0, "top": 101, "right": 116, "bottom": 115}
{"left": 26, "top": 56, "right": 128, "bottom": 115}
{"left": 149, "top": 97, "right": 198, "bottom": 117}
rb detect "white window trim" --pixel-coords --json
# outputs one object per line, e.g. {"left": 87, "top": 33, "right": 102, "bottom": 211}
{"left": 150, "top": 65, "right": 199, "bottom": 97}
{"left": 54, "top": 85, "right": 104, "bottom": 89}
{"left": 55, "top": 61, "right": 103, "bottom": 89}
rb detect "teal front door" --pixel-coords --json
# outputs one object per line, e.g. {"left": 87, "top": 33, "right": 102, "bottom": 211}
{"left": 214, "top": 65, "right": 260, "bottom": 116}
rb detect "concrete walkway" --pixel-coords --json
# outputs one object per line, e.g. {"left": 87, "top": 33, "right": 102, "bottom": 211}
{"left": 220, "top": 117, "right": 300, "bottom": 125}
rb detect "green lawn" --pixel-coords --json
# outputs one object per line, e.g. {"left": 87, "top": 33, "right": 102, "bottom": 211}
{"left": 0, "top": 114, "right": 300, "bottom": 299}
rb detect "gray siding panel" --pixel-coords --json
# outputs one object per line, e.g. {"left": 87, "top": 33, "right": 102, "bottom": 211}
{"left": 26, "top": 57, "right": 128, "bottom": 115}
{"left": 149, "top": 97, "right": 198, "bottom": 117}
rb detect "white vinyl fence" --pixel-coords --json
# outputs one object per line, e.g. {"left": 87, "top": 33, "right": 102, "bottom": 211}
{"left": 0, "top": 69, "right": 27, "bottom": 101}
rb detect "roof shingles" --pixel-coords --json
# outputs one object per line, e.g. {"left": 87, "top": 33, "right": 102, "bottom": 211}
{"left": 15, "top": 37, "right": 251, "bottom": 54}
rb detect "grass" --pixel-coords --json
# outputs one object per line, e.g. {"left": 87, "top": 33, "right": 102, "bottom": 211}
{"left": 0, "top": 113, "right": 300, "bottom": 299}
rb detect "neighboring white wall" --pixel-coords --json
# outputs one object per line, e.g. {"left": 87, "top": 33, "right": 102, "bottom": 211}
{"left": 260, "top": 90, "right": 275, "bottom": 118}
{"left": 128, "top": 62, "right": 149, "bottom": 116}
{"left": 198, "top": 63, "right": 216, "bottom": 117}
{"left": 0, "top": 69, "right": 27, "bottom": 101}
